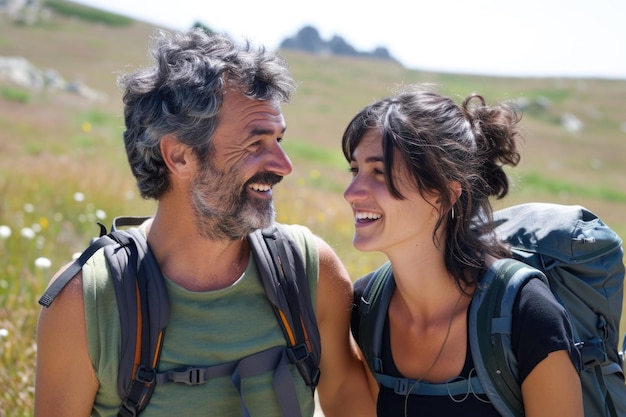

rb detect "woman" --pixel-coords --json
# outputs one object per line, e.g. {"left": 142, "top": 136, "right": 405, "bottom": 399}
{"left": 343, "top": 85, "right": 583, "bottom": 416}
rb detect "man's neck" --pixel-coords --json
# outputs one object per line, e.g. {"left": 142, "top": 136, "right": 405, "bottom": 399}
{"left": 145, "top": 212, "right": 251, "bottom": 291}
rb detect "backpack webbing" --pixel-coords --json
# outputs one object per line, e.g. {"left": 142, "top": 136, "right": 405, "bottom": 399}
{"left": 39, "top": 218, "right": 320, "bottom": 417}
{"left": 357, "top": 262, "right": 487, "bottom": 398}
{"left": 468, "top": 258, "right": 548, "bottom": 417}
{"left": 249, "top": 227, "right": 321, "bottom": 390}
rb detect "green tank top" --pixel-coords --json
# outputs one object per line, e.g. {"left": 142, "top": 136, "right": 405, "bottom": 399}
{"left": 82, "top": 223, "right": 319, "bottom": 417}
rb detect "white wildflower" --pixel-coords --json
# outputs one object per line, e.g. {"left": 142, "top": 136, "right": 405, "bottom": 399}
{"left": 34, "top": 257, "right": 52, "bottom": 269}
{"left": 0, "top": 225, "right": 11, "bottom": 239}
{"left": 0, "top": 328, "right": 8, "bottom": 338}
{"left": 74, "top": 192, "right": 85, "bottom": 202}
{"left": 95, "top": 209, "right": 107, "bottom": 220}
{"left": 24, "top": 203, "right": 35, "bottom": 213}
{"left": 21, "top": 227, "right": 35, "bottom": 239}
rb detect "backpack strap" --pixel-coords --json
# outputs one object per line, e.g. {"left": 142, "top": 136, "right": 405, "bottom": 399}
{"left": 358, "top": 262, "right": 487, "bottom": 398}
{"left": 111, "top": 226, "right": 169, "bottom": 417}
{"left": 151, "top": 345, "right": 301, "bottom": 417}
{"left": 357, "top": 262, "right": 393, "bottom": 378}
{"left": 38, "top": 235, "right": 115, "bottom": 308}
{"left": 248, "top": 224, "right": 321, "bottom": 391}
{"left": 469, "top": 258, "right": 548, "bottom": 417}
{"left": 38, "top": 217, "right": 169, "bottom": 417}
{"left": 37, "top": 217, "right": 149, "bottom": 308}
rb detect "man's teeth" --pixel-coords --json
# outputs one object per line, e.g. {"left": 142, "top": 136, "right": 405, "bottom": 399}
{"left": 250, "top": 183, "right": 271, "bottom": 192}
{"left": 356, "top": 211, "right": 381, "bottom": 220}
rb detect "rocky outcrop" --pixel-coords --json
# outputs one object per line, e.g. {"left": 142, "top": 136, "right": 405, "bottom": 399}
{"left": 0, "top": 56, "right": 107, "bottom": 101}
{"left": 280, "top": 26, "right": 397, "bottom": 63}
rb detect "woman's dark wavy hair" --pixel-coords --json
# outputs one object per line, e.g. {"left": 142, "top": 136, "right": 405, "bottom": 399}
{"left": 342, "top": 84, "right": 523, "bottom": 288}
{"left": 117, "top": 28, "right": 296, "bottom": 199}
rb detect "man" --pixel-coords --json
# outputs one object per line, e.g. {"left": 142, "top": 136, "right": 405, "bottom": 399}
{"left": 35, "top": 29, "right": 374, "bottom": 417}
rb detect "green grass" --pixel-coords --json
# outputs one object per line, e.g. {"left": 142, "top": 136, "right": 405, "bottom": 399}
{"left": 44, "top": 0, "right": 133, "bottom": 26}
{"left": 282, "top": 139, "right": 346, "bottom": 170}
{"left": 522, "top": 172, "right": 626, "bottom": 203}
{"left": 1, "top": 87, "right": 30, "bottom": 103}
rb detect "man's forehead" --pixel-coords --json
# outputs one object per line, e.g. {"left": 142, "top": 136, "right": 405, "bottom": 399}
{"left": 220, "top": 90, "right": 281, "bottom": 118}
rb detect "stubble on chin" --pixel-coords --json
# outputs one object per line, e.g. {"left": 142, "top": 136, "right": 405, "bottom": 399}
{"left": 190, "top": 181, "right": 276, "bottom": 241}
{"left": 190, "top": 157, "right": 284, "bottom": 240}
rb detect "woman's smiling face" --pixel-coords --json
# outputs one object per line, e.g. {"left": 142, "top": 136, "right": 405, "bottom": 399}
{"left": 343, "top": 130, "right": 441, "bottom": 256}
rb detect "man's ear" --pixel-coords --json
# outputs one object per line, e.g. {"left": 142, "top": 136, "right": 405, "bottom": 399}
{"left": 160, "top": 134, "right": 195, "bottom": 179}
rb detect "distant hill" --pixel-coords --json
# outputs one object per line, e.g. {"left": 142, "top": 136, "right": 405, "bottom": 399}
{"left": 280, "top": 25, "right": 397, "bottom": 63}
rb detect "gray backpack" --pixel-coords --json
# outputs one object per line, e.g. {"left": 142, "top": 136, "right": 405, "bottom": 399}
{"left": 39, "top": 218, "right": 321, "bottom": 417}
{"left": 358, "top": 203, "right": 626, "bottom": 417}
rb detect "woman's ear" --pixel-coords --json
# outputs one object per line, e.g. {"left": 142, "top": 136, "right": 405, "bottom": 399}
{"left": 160, "top": 134, "right": 195, "bottom": 180}
{"left": 449, "top": 180, "right": 462, "bottom": 204}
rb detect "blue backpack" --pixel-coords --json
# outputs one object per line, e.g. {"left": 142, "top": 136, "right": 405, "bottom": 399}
{"left": 39, "top": 217, "right": 321, "bottom": 417}
{"left": 358, "top": 203, "right": 626, "bottom": 417}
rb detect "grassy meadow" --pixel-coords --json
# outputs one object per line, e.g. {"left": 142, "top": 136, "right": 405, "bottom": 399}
{"left": 1, "top": 1, "right": 626, "bottom": 415}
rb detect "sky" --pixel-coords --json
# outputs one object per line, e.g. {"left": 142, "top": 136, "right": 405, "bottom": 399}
{"left": 71, "top": 0, "right": 626, "bottom": 79}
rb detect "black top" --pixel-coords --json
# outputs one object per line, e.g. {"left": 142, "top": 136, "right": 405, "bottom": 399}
{"left": 352, "top": 276, "right": 579, "bottom": 417}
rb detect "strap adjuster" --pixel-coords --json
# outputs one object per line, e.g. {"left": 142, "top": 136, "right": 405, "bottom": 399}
{"left": 135, "top": 366, "right": 157, "bottom": 385}
{"left": 286, "top": 343, "right": 310, "bottom": 364}
{"left": 394, "top": 378, "right": 409, "bottom": 395}
{"left": 118, "top": 399, "right": 139, "bottom": 417}
{"left": 576, "top": 337, "right": 608, "bottom": 367}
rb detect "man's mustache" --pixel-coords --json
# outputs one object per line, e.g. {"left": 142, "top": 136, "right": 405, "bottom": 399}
{"left": 245, "top": 172, "right": 284, "bottom": 188}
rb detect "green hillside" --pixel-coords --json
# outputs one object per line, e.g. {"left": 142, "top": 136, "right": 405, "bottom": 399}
{"left": 1, "top": 1, "right": 625, "bottom": 414}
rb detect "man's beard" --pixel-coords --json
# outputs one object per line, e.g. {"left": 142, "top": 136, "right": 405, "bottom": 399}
{"left": 191, "top": 162, "right": 283, "bottom": 241}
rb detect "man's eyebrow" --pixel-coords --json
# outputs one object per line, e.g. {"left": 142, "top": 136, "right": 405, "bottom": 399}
{"left": 249, "top": 127, "right": 286, "bottom": 137}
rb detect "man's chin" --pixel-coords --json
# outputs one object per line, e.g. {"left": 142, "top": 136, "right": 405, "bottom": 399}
{"left": 253, "top": 213, "right": 276, "bottom": 230}
{"left": 245, "top": 201, "right": 276, "bottom": 228}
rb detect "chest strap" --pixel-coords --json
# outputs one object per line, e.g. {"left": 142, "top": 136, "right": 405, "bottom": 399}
{"left": 154, "top": 345, "right": 303, "bottom": 417}
{"left": 375, "top": 372, "right": 486, "bottom": 397}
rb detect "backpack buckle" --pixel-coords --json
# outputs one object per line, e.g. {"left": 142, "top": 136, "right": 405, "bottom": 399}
{"left": 135, "top": 366, "right": 157, "bottom": 385}
{"left": 394, "top": 378, "right": 409, "bottom": 395}
{"left": 287, "top": 343, "right": 310, "bottom": 364}
{"left": 118, "top": 367, "right": 157, "bottom": 417}
{"left": 118, "top": 399, "right": 139, "bottom": 417}
{"left": 167, "top": 366, "right": 207, "bottom": 385}
{"left": 577, "top": 337, "right": 608, "bottom": 367}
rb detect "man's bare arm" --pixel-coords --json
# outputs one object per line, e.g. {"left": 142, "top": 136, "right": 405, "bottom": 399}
{"left": 35, "top": 268, "right": 98, "bottom": 417}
